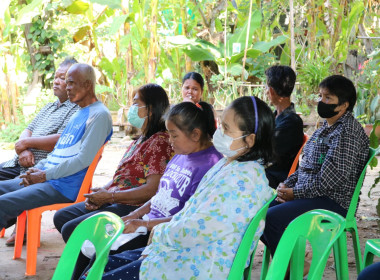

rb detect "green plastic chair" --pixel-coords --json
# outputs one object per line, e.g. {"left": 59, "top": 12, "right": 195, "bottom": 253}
{"left": 227, "top": 195, "right": 276, "bottom": 280}
{"left": 52, "top": 212, "right": 124, "bottom": 280}
{"left": 264, "top": 209, "right": 347, "bottom": 280}
{"left": 261, "top": 147, "right": 379, "bottom": 280}
{"left": 363, "top": 239, "right": 380, "bottom": 268}
{"left": 333, "top": 147, "right": 379, "bottom": 276}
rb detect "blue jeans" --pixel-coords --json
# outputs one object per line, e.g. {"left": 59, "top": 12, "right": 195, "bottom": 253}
{"left": 0, "top": 178, "right": 72, "bottom": 229}
{"left": 260, "top": 196, "right": 347, "bottom": 256}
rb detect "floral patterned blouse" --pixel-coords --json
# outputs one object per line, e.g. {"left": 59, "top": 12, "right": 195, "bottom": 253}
{"left": 109, "top": 132, "right": 173, "bottom": 192}
{"left": 140, "top": 158, "right": 274, "bottom": 280}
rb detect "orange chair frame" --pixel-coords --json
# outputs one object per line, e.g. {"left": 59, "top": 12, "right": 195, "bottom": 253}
{"left": 12, "top": 143, "right": 107, "bottom": 276}
{"left": 0, "top": 228, "right": 4, "bottom": 238}
{"left": 287, "top": 133, "right": 309, "bottom": 177}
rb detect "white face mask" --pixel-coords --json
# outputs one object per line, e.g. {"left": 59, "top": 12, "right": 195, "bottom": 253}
{"left": 212, "top": 128, "right": 247, "bottom": 158}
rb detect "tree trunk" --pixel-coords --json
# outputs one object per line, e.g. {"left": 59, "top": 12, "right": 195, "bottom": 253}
{"left": 180, "top": 0, "right": 192, "bottom": 72}
{"left": 148, "top": 0, "right": 158, "bottom": 82}
{"left": 12, "top": 80, "right": 19, "bottom": 123}
{"left": 358, "top": 24, "right": 373, "bottom": 55}
{"left": 23, "top": 23, "right": 42, "bottom": 96}
{"left": 289, "top": 0, "right": 296, "bottom": 71}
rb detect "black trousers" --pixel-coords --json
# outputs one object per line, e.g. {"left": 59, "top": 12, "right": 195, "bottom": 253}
{"left": 260, "top": 196, "right": 347, "bottom": 256}
{"left": 0, "top": 162, "right": 20, "bottom": 181}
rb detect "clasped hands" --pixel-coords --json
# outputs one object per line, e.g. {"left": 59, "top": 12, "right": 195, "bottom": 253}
{"left": 83, "top": 188, "right": 112, "bottom": 211}
{"left": 16, "top": 139, "right": 35, "bottom": 168}
{"left": 122, "top": 214, "right": 148, "bottom": 234}
{"left": 275, "top": 183, "right": 294, "bottom": 203}
{"left": 19, "top": 168, "right": 46, "bottom": 186}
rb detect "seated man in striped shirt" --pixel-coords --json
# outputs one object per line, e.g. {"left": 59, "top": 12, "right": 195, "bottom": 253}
{"left": 0, "top": 63, "right": 112, "bottom": 234}
{"left": 0, "top": 57, "right": 79, "bottom": 245}
{"left": 0, "top": 57, "right": 79, "bottom": 181}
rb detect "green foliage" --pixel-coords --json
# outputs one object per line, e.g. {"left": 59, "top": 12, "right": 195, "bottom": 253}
{"left": 1, "top": 0, "right": 380, "bottom": 131}
{"left": 354, "top": 49, "right": 380, "bottom": 124}
{"left": 0, "top": 121, "right": 27, "bottom": 142}
{"left": 210, "top": 74, "right": 241, "bottom": 109}
{"left": 367, "top": 120, "right": 379, "bottom": 199}
{"left": 333, "top": 1, "right": 364, "bottom": 63}
{"left": 15, "top": 0, "right": 44, "bottom": 25}
{"left": 297, "top": 54, "right": 332, "bottom": 107}
{"left": 0, "top": 109, "right": 27, "bottom": 142}
{"left": 24, "top": 9, "right": 68, "bottom": 87}
{"left": 35, "top": 89, "right": 57, "bottom": 112}
{"left": 298, "top": 54, "right": 332, "bottom": 95}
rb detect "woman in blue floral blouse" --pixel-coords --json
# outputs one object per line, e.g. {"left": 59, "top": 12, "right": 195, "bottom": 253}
{"left": 81, "top": 96, "right": 275, "bottom": 280}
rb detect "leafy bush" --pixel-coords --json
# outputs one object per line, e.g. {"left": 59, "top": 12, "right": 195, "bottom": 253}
{"left": 0, "top": 119, "right": 28, "bottom": 143}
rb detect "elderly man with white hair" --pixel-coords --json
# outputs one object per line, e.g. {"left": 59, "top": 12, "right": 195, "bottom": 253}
{"left": 0, "top": 63, "right": 112, "bottom": 230}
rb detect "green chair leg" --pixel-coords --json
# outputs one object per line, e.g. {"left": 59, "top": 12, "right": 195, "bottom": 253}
{"left": 264, "top": 210, "right": 346, "bottom": 280}
{"left": 333, "top": 232, "right": 349, "bottom": 280}
{"left": 260, "top": 246, "right": 270, "bottom": 280}
{"left": 342, "top": 148, "right": 379, "bottom": 277}
{"left": 363, "top": 239, "right": 380, "bottom": 268}
{"left": 348, "top": 225, "right": 364, "bottom": 274}
{"left": 290, "top": 237, "right": 306, "bottom": 280}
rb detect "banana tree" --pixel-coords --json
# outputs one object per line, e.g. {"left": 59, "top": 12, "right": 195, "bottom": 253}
{"left": 164, "top": 8, "right": 287, "bottom": 100}
{"left": 0, "top": 0, "right": 22, "bottom": 126}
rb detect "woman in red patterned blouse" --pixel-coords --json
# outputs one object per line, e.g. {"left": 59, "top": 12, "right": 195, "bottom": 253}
{"left": 54, "top": 83, "right": 173, "bottom": 246}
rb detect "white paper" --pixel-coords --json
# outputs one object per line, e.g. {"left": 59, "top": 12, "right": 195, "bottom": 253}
{"left": 81, "top": 225, "right": 148, "bottom": 258}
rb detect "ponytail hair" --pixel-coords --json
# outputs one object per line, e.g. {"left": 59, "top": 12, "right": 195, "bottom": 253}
{"left": 165, "top": 101, "right": 215, "bottom": 145}
{"left": 230, "top": 96, "right": 274, "bottom": 164}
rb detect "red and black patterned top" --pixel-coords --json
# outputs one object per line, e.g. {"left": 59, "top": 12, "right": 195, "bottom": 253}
{"left": 109, "top": 131, "right": 173, "bottom": 192}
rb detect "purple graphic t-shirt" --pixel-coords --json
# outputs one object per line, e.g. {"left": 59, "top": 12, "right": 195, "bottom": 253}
{"left": 147, "top": 146, "right": 222, "bottom": 219}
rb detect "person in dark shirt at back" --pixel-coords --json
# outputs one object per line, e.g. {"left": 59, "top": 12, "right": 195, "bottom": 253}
{"left": 264, "top": 65, "right": 304, "bottom": 188}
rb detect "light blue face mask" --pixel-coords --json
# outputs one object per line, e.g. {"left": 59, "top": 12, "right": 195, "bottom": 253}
{"left": 127, "top": 104, "right": 147, "bottom": 129}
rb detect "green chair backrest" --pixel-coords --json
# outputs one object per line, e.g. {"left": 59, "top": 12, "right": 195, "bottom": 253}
{"left": 227, "top": 195, "right": 276, "bottom": 280}
{"left": 346, "top": 147, "right": 378, "bottom": 224}
{"left": 364, "top": 239, "right": 380, "bottom": 268}
{"left": 52, "top": 212, "right": 124, "bottom": 280}
{"left": 265, "top": 209, "right": 346, "bottom": 280}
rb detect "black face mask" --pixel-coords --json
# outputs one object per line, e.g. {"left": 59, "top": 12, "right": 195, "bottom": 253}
{"left": 317, "top": 101, "right": 339, "bottom": 118}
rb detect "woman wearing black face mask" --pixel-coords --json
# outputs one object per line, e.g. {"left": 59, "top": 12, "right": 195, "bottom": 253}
{"left": 261, "top": 75, "right": 369, "bottom": 275}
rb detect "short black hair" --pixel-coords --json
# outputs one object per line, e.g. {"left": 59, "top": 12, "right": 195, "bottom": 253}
{"left": 319, "top": 75, "right": 356, "bottom": 112}
{"left": 182, "top": 72, "right": 205, "bottom": 90}
{"left": 230, "top": 96, "right": 274, "bottom": 164}
{"left": 59, "top": 56, "right": 78, "bottom": 68}
{"left": 265, "top": 65, "right": 296, "bottom": 97}
{"left": 138, "top": 83, "right": 170, "bottom": 140}
{"left": 166, "top": 101, "right": 215, "bottom": 146}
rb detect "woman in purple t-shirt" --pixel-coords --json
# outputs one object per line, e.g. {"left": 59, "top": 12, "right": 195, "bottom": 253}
{"left": 118, "top": 101, "right": 223, "bottom": 248}
{"left": 76, "top": 101, "right": 222, "bottom": 279}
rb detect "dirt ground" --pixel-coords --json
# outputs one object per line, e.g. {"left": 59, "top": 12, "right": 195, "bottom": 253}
{"left": 0, "top": 138, "right": 379, "bottom": 280}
